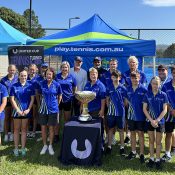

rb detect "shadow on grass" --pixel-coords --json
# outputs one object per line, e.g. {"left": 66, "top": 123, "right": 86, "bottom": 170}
{"left": 1, "top": 135, "right": 175, "bottom": 174}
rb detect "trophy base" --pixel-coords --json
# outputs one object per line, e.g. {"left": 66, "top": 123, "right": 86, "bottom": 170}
{"left": 78, "top": 115, "right": 92, "bottom": 122}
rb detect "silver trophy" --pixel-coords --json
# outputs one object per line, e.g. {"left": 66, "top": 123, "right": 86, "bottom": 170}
{"left": 75, "top": 91, "right": 96, "bottom": 121}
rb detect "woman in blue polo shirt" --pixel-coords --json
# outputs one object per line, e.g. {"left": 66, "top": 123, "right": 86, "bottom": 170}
{"left": 56, "top": 61, "right": 77, "bottom": 122}
{"left": 10, "top": 70, "right": 35, "bottom": 156}
{"left": 1, "top": 64, "right": 18, "bottom": 143}
{"left": 143, "top": 76, "right": 168, "bottom": 170}
{"left": 125, "top": 72, "right": 147, "bottom": 163}
{"left": 84, "top": 67, "right": 106, "bottom": 117}
{"left": 38, "top": 68, "right": 62, "bottom": 155}
{"left": 0, "top": 83, "right": 8, "bottom": 145}
{"left": 84, "top": 67, "right": 106, "bottom": 150}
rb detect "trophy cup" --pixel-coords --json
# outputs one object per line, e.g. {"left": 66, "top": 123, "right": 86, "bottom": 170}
{"left": 75, "top": 91, "right": 96, "bottom": 122}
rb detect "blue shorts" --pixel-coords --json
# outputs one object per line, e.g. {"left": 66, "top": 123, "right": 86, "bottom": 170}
{"left": 107, "top": 115, "right": 125, "bottom": 129}
{"left": 0, "top": 118, "right": 4, "bottom": 132}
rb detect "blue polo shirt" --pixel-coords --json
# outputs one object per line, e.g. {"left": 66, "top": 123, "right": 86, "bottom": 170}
{"left": 56, "top": 73, "right": 76, "bottom": 103}
{"left": 0, "top": 83, "right": 8, "bottom": 119}
{"left": 38, "top": 80, "right": 62, "bottom": 115}
{"left": 35, "top": 75, "right": 45, "bottom": 91}
{"left": 106, "top": 83, "right": 127, "bottom": 117}
{"left": 143, "top": 90, "right": 168, "bottom": 125}
{"left": 126, "top": 84, "right": 147, "bottom": 121}
{"left": 1, "top": 74, "right": 18, "bottom": 95}
{"left": 162, "top": 80, "right": 175, "bottom": 122}
{"left": 122, "top": 69, "right": 147, "bottom": 87}
{"left": 84, "top": 79, "right": 106, "bottom": 112}
{"left": 101, "top": 70, "right": 124, "bottom": 87}
{"left": 10, "top": 82, "right": 35, "bottom": 118}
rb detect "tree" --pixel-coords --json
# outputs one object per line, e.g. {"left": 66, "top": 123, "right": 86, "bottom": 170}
{"left": 0, "top": 7, "right": 28, "bottom": 34}
{"left": 163, "top": 44, "right": 175, "bottom": 58}
{"left": 23, "top": 9, "right": 45, "bottom": 38}
{"left": 0, "top": 7, "right": 45, "bottom": 38}
{"left": 156, "top": 49, "right": 164, "bottom": 58}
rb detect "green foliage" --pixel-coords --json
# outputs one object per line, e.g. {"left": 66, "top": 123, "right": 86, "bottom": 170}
{"left": 23, "top": 9, "right": 46, "bottom": 38}
{"left": 163, "top": 43, "right": 175, "bottom": 58}
{"left": 0, "top": 7, "right": 28, "bottom": 34}
{"left": 156, "top": 49, "right": 164, "bottom": 58}
{"left": 0, "top": 7, "right": 45, "bottom": 38}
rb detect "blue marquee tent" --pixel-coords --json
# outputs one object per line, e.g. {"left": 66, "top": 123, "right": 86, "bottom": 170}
{"left": 27, "top": 14, "right": 156, "bottom": 72}
{"left": 0, "top": 18, "right": 32, "bottom": 55}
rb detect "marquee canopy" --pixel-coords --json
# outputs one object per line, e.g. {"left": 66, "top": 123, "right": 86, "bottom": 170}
{"left": 27, "top": 14, "right": 156, "bottom": 57}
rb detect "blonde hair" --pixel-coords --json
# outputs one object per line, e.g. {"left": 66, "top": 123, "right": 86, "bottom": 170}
{"left": 151, "top": 76, "right": 161, "bottom": 83}
{"left": 89, "top": 67, "right": 98, "bottom": 74}
{"left": 60, "top": 61, "right": 70, "bottom": 71}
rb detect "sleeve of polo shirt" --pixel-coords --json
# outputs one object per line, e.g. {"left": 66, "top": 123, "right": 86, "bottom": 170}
{"left": 106, "top": 86, "right": 109, "bottom": 97}
{"left": 10, "top": 86, "right": 15, "bottom": 97}
{"left": 163, "top": 92, "right": 169, "bottom": 104}
{"left": 57, "top": 83, "right": 62, "bottom": 95}
{"left": 30, "top": 85, "right": 35, "bottom": 96}
{"left": 100, "top": 84, "right": 106, "bottom": 99}
{"left": 2, "top": 85, "right": 8, "bottom": 98}
{"left": 142, "top": 93, "right": 148, "bottom": 104}
{"left": 122, "top": 87, "right": 128, "bottom": 99}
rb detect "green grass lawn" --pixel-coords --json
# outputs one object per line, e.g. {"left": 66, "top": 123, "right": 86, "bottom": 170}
{"left": 1, "top": 133, "right": 175, "bottom": 175}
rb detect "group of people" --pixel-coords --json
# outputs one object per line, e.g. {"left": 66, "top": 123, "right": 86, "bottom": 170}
{"left": 0, "top": 55, "right": 174, "bottom": 170}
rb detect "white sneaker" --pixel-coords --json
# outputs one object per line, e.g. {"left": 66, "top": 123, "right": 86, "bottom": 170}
{"left": 112, "top": 135, "right": 117, "bottom": 145}
{"left": 40, "top": 145, "right": 48, "bottom": 155}
{"left": 4, "top": 134, "right": 8, "bottom": 142}
{"left": 48, "top": 145, "right": 54, "bottom": 155}
{"left": 9, "top": 134, "right": 14, "bottom": 142}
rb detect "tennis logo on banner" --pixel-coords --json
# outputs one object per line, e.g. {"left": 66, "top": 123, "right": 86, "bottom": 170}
{"left": 8, "top": 45, "right": 44, "bottom": 70}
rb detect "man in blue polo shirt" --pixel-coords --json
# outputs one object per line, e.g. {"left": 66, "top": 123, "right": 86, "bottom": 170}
{"left": 101, "top": 58, "right": 119, "bottom": 86}
{"left": 122, "top": 56, "right": 147, "bottom": 87}
{"left": 148, "top": 64, "right": 172, "bottom": 91}
{"left": 105, "top": 70, "right": 127, "bottom": 155}
{"left": 161, "top": 65, "right": 175, "bottom": 162}
{"left": 0, "top": 83, "right": 8, "bottom": 145}
{"left": 125, "top": 72, "right": 147, "bottom": 163}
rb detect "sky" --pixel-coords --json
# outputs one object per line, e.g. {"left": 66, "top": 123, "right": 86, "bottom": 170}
{"left": 1, "top": 0, "right": 175, "bottom": 44}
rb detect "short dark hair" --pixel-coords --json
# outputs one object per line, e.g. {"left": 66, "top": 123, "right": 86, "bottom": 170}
{"left": 130, "top": 71, "right": 140, "bottom": 78}
{"left": 111, "top": 70, "right": 121, "bottom": 78}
